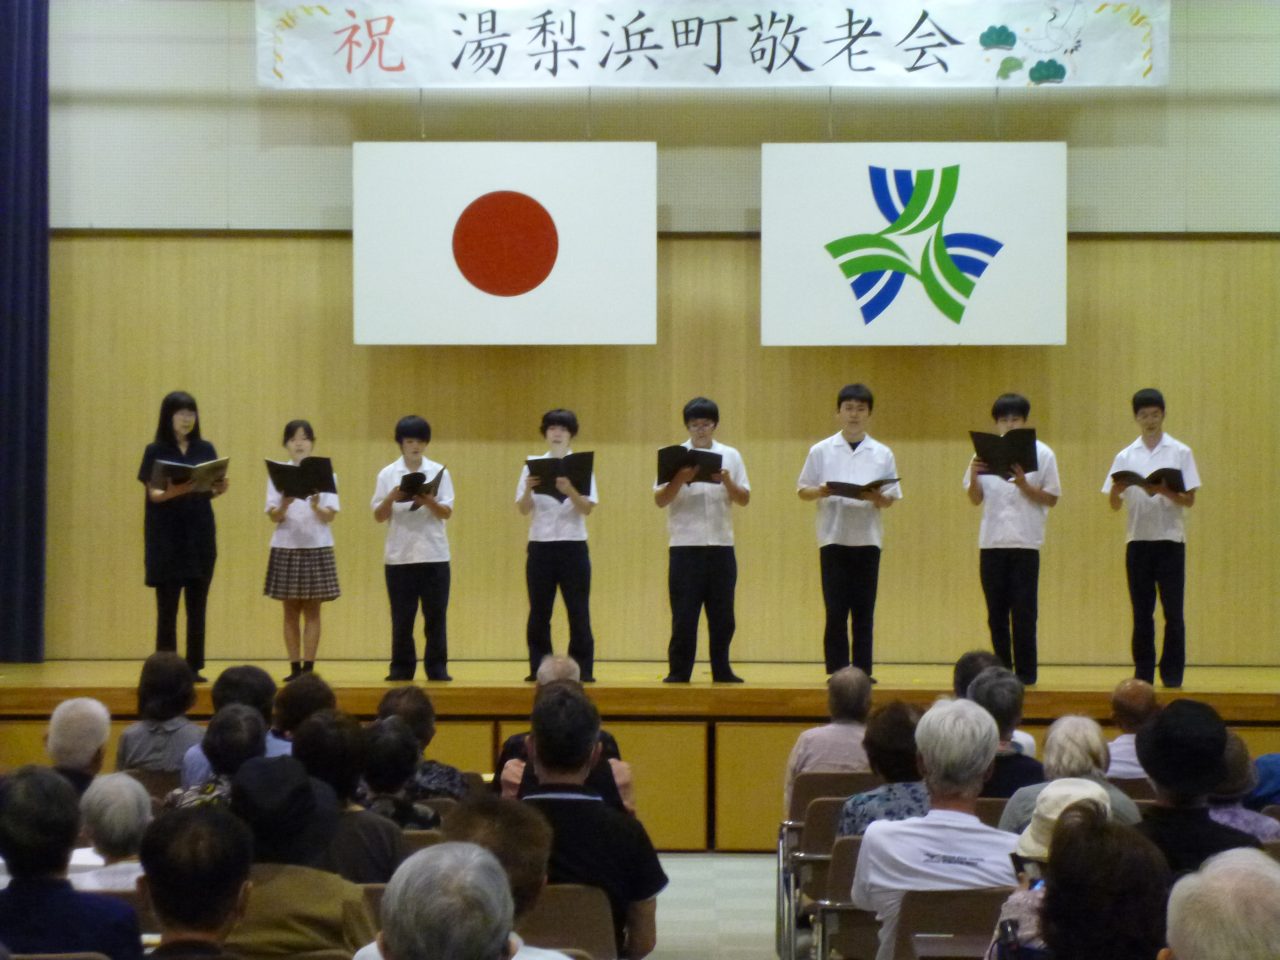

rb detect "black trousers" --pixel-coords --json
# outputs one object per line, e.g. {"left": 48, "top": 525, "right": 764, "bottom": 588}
{"left": 385, "top": 562, "right": 450, "bottom": 678}
{"left": 526, "top": 540, "right": 595, "bottom": 677}
{"left": 979, "top": 548, "right": 1040, "bottom": 684}
{"left": 154, "top": 578, "right": 211, "bottom": 671}
{"left": 1126, "top": 540, "right": 1186, "bottom": 687}
{"left": 819, "top": 544, "right": 881, "bottom": 675}
{"left": 667, "top": 546, "right": 737, "bottom": 680}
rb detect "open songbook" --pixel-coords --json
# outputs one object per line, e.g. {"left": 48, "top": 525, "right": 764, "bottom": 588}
{"left": 150, "top": 457, "right": 229, "bottom": 494}
{"left": 656, "top": 445, "right": 723, "bottom": 485}
{"left": 399, "top": 468, "right": 445, "bottom": 511}
{"left": 825, "top": 478, "right": 900, "bottom": 500}
{"left": 1111, "top": 468, "right": 1186, "bottom": 494}
{"left": 525, "top": 452, "right": 594, "bottom": 503}
{"left": 264, "top": 457, "right": 336, "bottom": 499}
{"left": 970, "top": 428, "right": 1038, "bottom": 479}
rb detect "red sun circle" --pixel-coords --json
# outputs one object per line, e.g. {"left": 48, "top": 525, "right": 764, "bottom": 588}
{"left": 451, "top": 191, "right": 559, "bottom": 297}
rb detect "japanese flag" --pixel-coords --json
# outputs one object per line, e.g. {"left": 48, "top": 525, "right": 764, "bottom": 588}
{"left": 354, "top": 142, "right": 656, "bottom": 344}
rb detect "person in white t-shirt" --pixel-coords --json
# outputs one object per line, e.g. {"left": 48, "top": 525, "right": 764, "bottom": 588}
{"left": 851, "top": 698, "right": 1017, "bottom": 960}
{"left": 964, "top": 394, "right": 1060, "bottom": 686}
{"left": 516, "top": 409, "right": 598, "bottom": 682}
{"left": 1102, "top": 388, "right": 1201, "bottom": 688}
{"left": 265, "top": 420, "right": 340, "bottom": 683}
{"left": 797, "top": 383, "right": 902, "bottom": 677}
{"left": 372, "top": 416, "right": 455, "bottom": 683}
{"left": 654, "top": 397, "right": 750, "bottom": 684}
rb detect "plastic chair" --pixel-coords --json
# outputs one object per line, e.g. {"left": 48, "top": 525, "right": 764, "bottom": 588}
{"left": 515, "top": 883, "right": 618, "bottom": 960}
{"left": 780, "top": 796, "right": 849, "bottom": 960}
{"left": 403, "top": 828, "right": 444, "bottom": 853}
{"left": 1107, "top": 777, "right": 1156, "bottom": 801}
{"left": 811, "top": 836, "right": 880, "bottom": 960}
{"left": 892, "top": 887, "right": 1014, "bottom": 960}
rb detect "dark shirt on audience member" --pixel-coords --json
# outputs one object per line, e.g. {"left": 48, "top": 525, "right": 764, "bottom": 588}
{"left": 321, "top": 809, "right": 410, "bottom": 884}
{"left": 981, "top": 752, "right": 1046, "bottom": 799}
{"left": 365, "top": 794, "right": 442, "bottom": 830}
{"left": 150, "top": 941, "right": 239, "bottom": 960}
{"left": 54, "top": 765, "right": 96, "bottom": 797}
{"left": 523, "top": 783, "right": 668, "bottom": 954}
{"left": 498, "top": 730, "right": 626, "bottom": 812}
{"left": 1136, "top": 805, "right": 1261, "bottom": 875}
{"left": 0, "top": 876, "right": 143, "bottom": 960}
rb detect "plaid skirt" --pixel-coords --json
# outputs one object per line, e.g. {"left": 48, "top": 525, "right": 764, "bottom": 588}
{"left": 264, "top": 546, "right": 340, "bottom": 601}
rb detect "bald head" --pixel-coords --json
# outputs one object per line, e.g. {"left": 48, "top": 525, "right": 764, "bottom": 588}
{"left": 1112, "top": 679, "right": 1158, "bottom": 733}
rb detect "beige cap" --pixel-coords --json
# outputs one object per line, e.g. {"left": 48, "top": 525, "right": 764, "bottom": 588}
{"left": 1015, "top": 777, "right": 1111, "bottom": 861}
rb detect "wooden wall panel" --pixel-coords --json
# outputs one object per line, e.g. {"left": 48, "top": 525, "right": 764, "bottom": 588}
{"left": 47, "top": 235, "right": 1280, "bottom": 669}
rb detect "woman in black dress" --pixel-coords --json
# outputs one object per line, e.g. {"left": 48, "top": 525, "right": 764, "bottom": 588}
{"left": 138, "top": 391, "right": 228, "bottom": 679}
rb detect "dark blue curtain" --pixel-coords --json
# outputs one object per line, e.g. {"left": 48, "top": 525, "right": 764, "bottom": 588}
{"left": 0, "top": 0, "right": 49, "bottom": 661}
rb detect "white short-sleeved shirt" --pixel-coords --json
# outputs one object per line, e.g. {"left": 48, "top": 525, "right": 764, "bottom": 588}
{"left": 797, "top": 433, "right": 902, "bottom": 548}
{"left": 371, "top": 455, "right": 454, "bottom": 564}
{"left": 265, "top": 470, "right": 339, "bottom": 549}
{"left": 851, "top": 809, "right": 1018, "bottom": 960}
{"left": 1101, "top": 433, "right": 1201, "bottom": 542}
{"left": 962, "top": 439, "right": 1060, "bottom": 550}
{"left": 655, "top": 439, "right": 750, "bottom": 547}
{"left": 516, "top": 450, "right": 599, "bottom": 542}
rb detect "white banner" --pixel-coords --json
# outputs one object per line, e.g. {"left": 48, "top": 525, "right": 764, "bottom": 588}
{"left": 259, "top": 1, "right": 1168, "bottom": 89}
{"left": 761, "top": 143, "right": 1066, "bottom": 346}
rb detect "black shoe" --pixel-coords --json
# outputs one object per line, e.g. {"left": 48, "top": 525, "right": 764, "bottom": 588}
{"left": 193, "top": 674, "right": 209, "bottom": 683}
{"left": 427, "top": 673, "right": 453, "bottom": 682}
{"left": 663, "top": 674, "right": 690, "bottom": 683}
{"left": 524, "top": 673, "right": 537, "bottom": 682}
{"left": 580, "top": 674, "right": 597, "bottom": 683}
{"left": 282, "top": 672, "right": 300, "bottom": 683}
{"left": 713, "top": 672, "right": 745, "bottom": 684}
{"left": 868, "top": 676, "right": 878, "bottom": 684}
{"left": 384, "top": 672, "right": 414, "bottom": 682}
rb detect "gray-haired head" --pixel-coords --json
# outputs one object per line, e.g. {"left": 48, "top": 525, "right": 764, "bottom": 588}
{"left": 380, "top": 842, "right": 514, "bottom": 960}
{"left": 1042, "top": 715, "right": 1109, "bottom": 780}
{"left": 915, "top": 698, "right": 999, "bottom": 799}
{"left": 1166, "top": 848, "right": 1280, "bottom": 960}
{"left": 46, "top": 697, "right": 111, "bottom": 771}
{"left": 827, "top": 667, "right": 873, "bottom": 724}
{"left": 81, "top": 772, "right": 153, "bottom": 861}
{"left": 966, "top": 666, "right": 1024, "bottom": 739}
{"left": 535, "top": 655, "right": 581, "bottom": 686}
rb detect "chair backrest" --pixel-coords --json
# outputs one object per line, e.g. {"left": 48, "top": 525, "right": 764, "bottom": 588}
{"left": 123, "top": 767, "right": 181, "bottom": 799}
{"left": 403, "top": 828, "right": 444, "bottom": 853}
{"left": 362, "top": 882, "right": 387, "bottom": 925}
{"left": 515, "top": 883, "right": 618, "bottom": 960}
{"left": 972, "top": 798, "right": 1006, "bottom": 828}
{"left": 825, "top": 836, "right": 863, "bottom": 900}
{"left": 791, "top": 771, "right": 882, "bottom": 821}
{"left": 559, "top": 950, "right": 594, "bottom": 960}
{"left": 95, "top": 886, "right": 161, "bottom": 934}
{"left": 893, "top": 887, "right": 1014, "bottom": 960}
{"left": 1108, "top": 776, "right": 1156, "bottom": 801}
{"left": 421, "top": 796, "right": 458, "bottom": 819}
{"left": 461, "top": 771, "right": 488, "bottom": 795}
{"left": 797, "top": 797, "right": 849, "bottom": 902}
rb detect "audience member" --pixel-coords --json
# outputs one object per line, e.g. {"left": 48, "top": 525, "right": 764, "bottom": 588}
{"left": 293, "top": 708, "right": 409, "bottom": 883}
{"left": 523, "top": 683, "right": 667, "bottom": 959}
{"left": 45, "top": 696, "right": 111, "bottom": 796}
{"left": 997, "top": 715, "right": 1140, "bottom": 831}
{"left": 271, "top": 670, "right": 336, "bottom": 742}
{"left": 1105, "top": 677, "right": 1158, "bottom": 778}
{"left": 0, "top": 766, "right": 142, "bottom": 960}
{"left": 1040, "top": 799, "right": 1170, "bottom": 960}
{"left": 851, "top": 698, "right": 1016, "bottom": 960}
{"left": 783, "top": 666, "right": 872, "bottom": 813}
{"left": 72, "top": 772, "right": 152, "bottom": 892}
{"left": 168, "top": 703, "right": 267, "bottom": 808}
{"left": 116, "top": 652, "right": 202, "bottom": 773}
{"left": 138, "top": 806, "right": 253, "bottom": 960}
{"left": 1245, "top": 751, "right": 1280, "bottom": 810}
{"left": 372, "top": 686, "right": 468, "bottom": 801}
{"left": 1162, "top": 848, "right": 1280, "bottom": 960}
{"left": 363, "top": 717, "right": 443, "bottom": 829}
{"left": 1206, "top": 731, "right": 1280, "bottom": 842}
{"left": 181, "top": 665, "right": 288, "bottom": 788}
{"left": 837, "top": 701, "right": 927, "bottom": 837}
{"left": 498, "top": 658, "right": 634, "bottom": 813}
{"left": 953, "top": 650, "right": 1035, "bottom": 757}
{"left": 225, "top": 755, "right": 375, "bottom": 959}
{"left": 377, "top": 843, "right": 514, "bottom": 960}
{"left": 967, "top": 667, "right": 1044, "bottom": 798}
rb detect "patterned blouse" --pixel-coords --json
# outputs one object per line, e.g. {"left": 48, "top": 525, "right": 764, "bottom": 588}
{"left": 837, "top": 780, "right": 930, "bottom": 836}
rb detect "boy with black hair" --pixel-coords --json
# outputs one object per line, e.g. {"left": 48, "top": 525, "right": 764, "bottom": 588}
{"left": 964, "top": 392, "right": 1060, "bottom": 685}
{"left": 797, "top": 383, "right": 901, "bottom": 677}
{"left": 654, "top": 396, "right": 750, "bottom": 683}
{"left": 1102, "top": 389, "right": 1200, "bottom": 688}
{"left": 373, "top": 415, "right": 455, "bottom": 682}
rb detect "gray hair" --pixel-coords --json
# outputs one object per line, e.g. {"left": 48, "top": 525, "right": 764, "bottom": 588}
{"left": 1042, "top": 715, "right": 1109, "bottom": 780}
{"left": 827, "top": 667, "right": 872, "bottom": 723}
{"left": 1167, "top": 848, "right": 1280, "bottom": 960}
{"left": 966, "top": 666, "right": 1024, "bottom": 739}
{"left": 381, "top": 842, "right": 514, "bottom": 960}
{"left": 535, "top": 655, "right": 580, "bottom": 685}
{"left": 915, "top": 698, "right": 999, "bottom": 798}
{"left": 80, "top": 772, "right": 152, "bottom": 860}
{"left": 46, "top": 697, "right": 111, "bottom": 770}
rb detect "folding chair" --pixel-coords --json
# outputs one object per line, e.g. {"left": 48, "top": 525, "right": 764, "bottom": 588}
{"left": 780, "top": 796, "right": 849, "bottom": 960}
{"left": 403, "top": 828, "right": 444, "bottom": 853}
{"left": 892, "top": 887, "right": 1013, "bottom": 960}
{"left": 516, "top": 883, "right": 618, "bottom": 960}
{"left": 811, "top": 836, "right": 880, "bottom": 960}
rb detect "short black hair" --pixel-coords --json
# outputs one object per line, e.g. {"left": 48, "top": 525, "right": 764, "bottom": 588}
{"left": 211, "top": 665, "right": 277, "bottom": 725}
{"left": 1132, "top": 388, "right": 1165, "bottom": 414}
{"left": 991, "top": 393, "right": 1031, "bottom": 421}
{"left": 836, "top": 383, "right": 874, "bottom": 412}
{"left": 203, "top": 704, "right": 267, "bottom": 778}
{"left": 540, "top": 408, "right": 579, "bottom": 437}
{"left": 395, "top": 415, "right": 432, "bottom": 444}
{"left": 864, "top": 701, "right": 922, "bottom": 783}
{"left": 292, "top": 709, "right": 365, "bottom": 803}
{"left": 154, "top": 391, "right": 202, "bottom": 446}
{"left": 952, "top": 650, "right": 1003, "bottom": 699}
{"left": 364, "top": 716, "right": 422, "bottom": 795}
{"left": 376, "top": 686, "right": 436, "bottom": 749}
{"left": 682, "top": 397, "right": 720, "bottom": 426}
{"left": 272, "top": 671, "right": 336, "bottom": 735}
{"left": 0, "top": 766, "right": 81, "bottom": 878}
{"left": 282, "top": 419, "right": 315, "bottom": 445}
{"left": 140, "top": 806, "right": 253, "bottom": 933}
{"left": 530, "top": 683, "right": 600, "bottom": 774}
{"left": 137, "top": 652, "right": 196, "bottom": 721}
{"left": 967, "top": 666, "right": 1025, "bottom": 739}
